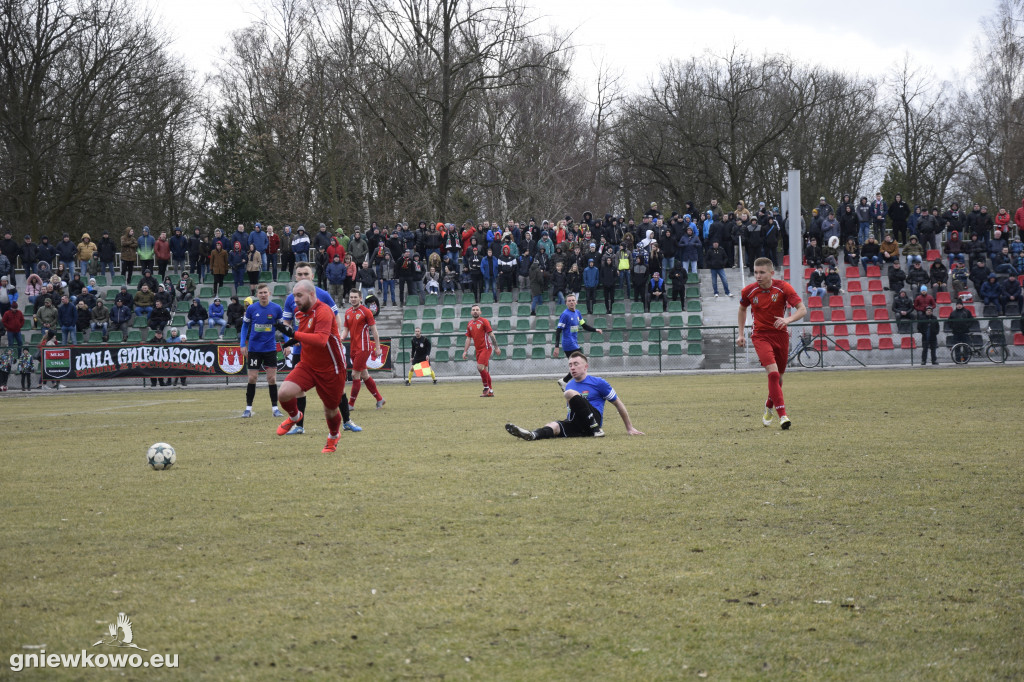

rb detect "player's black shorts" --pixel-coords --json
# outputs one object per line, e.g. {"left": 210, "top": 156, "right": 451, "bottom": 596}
{"left": 556, "top": 410, "right": 602, "bottom": 438}
{"left": 247, "top": 350, "right": 278, "bottom": 371}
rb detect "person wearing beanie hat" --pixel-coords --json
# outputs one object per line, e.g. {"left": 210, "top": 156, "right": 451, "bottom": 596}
{"left": 137, "top": 225, "right": 155, "bottom": 274}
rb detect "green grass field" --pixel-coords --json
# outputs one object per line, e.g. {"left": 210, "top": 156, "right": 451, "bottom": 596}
{"left": 1, "top": 368, "right": 1023, "bottom": 680}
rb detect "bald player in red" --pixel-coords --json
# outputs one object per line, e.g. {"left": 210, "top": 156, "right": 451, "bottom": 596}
{"left": 736, "top": 257, "right": 807, "bottom": 429}
{"left": 274, "top": 280, "right": 348, "bottom": 453}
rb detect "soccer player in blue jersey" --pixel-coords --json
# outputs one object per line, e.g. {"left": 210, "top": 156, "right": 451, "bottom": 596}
{"left": 240, "top": 283, "right": 284, "bottom": 418}
{"left": 553, "top": 294, "right": 603, "bottom": 390}
{"left": 279, "top": 262, "right": 360, "bottom": 434}
{"left": 505, "top": 351, "right": 644, "bottom": 440}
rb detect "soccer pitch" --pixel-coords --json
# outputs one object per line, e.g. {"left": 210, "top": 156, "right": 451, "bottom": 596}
{"left": 1, "top": 368, "right": 1022, "bottom": 680}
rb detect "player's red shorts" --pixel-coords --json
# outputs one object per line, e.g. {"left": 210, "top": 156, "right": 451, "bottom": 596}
{"left": 350, "top": 349, "right": 370, "bottom": 372}
{"left": 751, "top": 331, "right": 789, "bottom": 373}
{"left": 285, "top": 362, "right": 345, "bottom": 408}
{"left": 475, "top": 348, "right": 492, "bottom": 366}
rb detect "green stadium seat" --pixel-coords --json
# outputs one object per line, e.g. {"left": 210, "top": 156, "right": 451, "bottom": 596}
{"left": 259, "top": 271, "right": 273, "bottom": 282}
{"left": 687, "top": 342, "right": 702, "bottom": 355}
{"left": 479, "top": 292, "right": 495, "bottom": 304}
{"left": 442, "top": 294, "right": 457, "bottom": 306}
{"left": 517, "top": 291, "right": 531, "bottom": 303}
{"left": 687, "top": 328, "right": 702, "bottom": 341}
{"left": 667, "top": 343, "right": 683, "bottom": 355}
{"left": 687, "top": 315, "right": 703, "bottom": 327}
{"left": 224, "top": 328, "right": 239, "bottom": 340}
{"left": 197, "top": 285, "right": 213, "bottom": 299}
{"left": 535, "top": 305, "right": 550, "bottom": 317}
{"left": 495, "top": 320, "right": 511, "bottom": 332}
{"left": 126, "top": 331, "right": 142, "bottom": 343}
{"left": 608, "top": 331, "right": 624, "bottom": 344}
{"left": 511, "top": 347, "right": 527, "bottom": 360}
{"left": 22, "top": 304, "right": 34, "bottom": 316}
{"left": 87, "top": 331, "right": 103, "bottom": 343}
{"left": 403, "top": 308, "right": 418, "bottom": 320}
{"left": 441, "top": 307, "right": 456, "bottom": 319}
{"left": 434, "top": 350, "right": 450, "bottom": 363}
{"left": 105, "top": 290, "right": 118, "bottom": 301}
{"left": 498, "top": 305, "right": 512, "bottom": 318}
{"left": 627, "top": 330, "right": 644, "bottom": 343}
{"left": 647, "top": 343, "right": 661, "bottom": 355}
{"left": 422, "top": 308, "right": 437, "bottom": 320}
{"left": 107, "top": 331, "right": 123, "bottom": 343}
{"left": 396, "top": 352, "right": 410, "bottom": 364}
{"left": 608, "top": 345, "right": 624, "bottom": 357}
{"left": 517, "top": 304, "right": 531, "bottom": 317}
{"left": 667, "top": 329, "right": 683, "bottom": 342}
{"left": 437, "top": 335, "right": 452, "bottom": 348}
{"left": 420, "top": 322, "right": 435, "bottom": 335}
{"left": 133, "top": 316, "right": 148, "bottom": 328}
{"left": 273, "top": 284, "right": 288, "bottom": 297}
{"left": 513, "top": 333, "right": 528, "bottom": 346}
{"left": 460, "top": 306, "right": 474, "bottom": 318}
{"left": 111, "top": 275, "right": 126, "bottom": 286}
{"left": 176, "top": 301, "right": 189, "bottom": 313}
{"left": 530, "top": 347, "right": 546, "bottom": 360}
{"left": 515, "top": 319, "right": 531, "bottom": 331}
{"left": 667, "top": 301, "right": 683, "bottom": 312}
{"left": 668, "top": 315, "right": 685, "bottom": 328}
{"left": 203, "top": 328, "right": 219, "bottom": 340}
{"left": 401, "top": 322, "right": 415, "bottom": 335}
{"left": 479, "top": 306, "right": 493, "bottom": 317}
{"left": 534, "top": 318, "right": 550, "bottom": 331}
{"left": 439, "top": 321, "right": 456, "bottom": 334}
{"left": 498, "top": 292, "right": 513, "bottom": 303}
{"left": 183, "top": 329, "right": 198, "bottom": 341}
{"left": 686, "top": 286, "right": 700, "bottom": 299}
{"left": 630, "top": 317, "right": 646, "bottom": 329}
{"left": 93, "top": 275, "right": 107, "bottom": 287}
{"left": 630, "top": 302, "right": 645, "bottom": 314}
{"left": 425, "top": 294, "right": 438, "bottom": 306}
{"left": 611, "top": 317, "right": 627, "bottom": 330}
{"left": 628, "top": 344, "right": 644, "bottom": 356}
{"left": 649, "top": 315, "right": 665, "bottom": 328}
{"left": 591, "top": 316, "right": 607, "bottom": 328}
{"left": 686, "top": 300, "right": 702, "bottom": 312}
{"left": 611, "top": 302, "right": 626, "bottom": 315}
{"left": 531, "top": 332, "right": 547, "bottom": 345}
{"left": 589, "top": 345, "right": 605, "bottom": 357}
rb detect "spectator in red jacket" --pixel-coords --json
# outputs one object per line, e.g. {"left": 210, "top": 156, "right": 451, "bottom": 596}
{"left": 2, "top": 301, "right": 24, "bottom": 353}
{"left": 1015, "top": 198, "right": 1024, "bottom": 233}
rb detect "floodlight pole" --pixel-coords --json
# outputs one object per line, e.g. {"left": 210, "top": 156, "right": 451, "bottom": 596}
{"left": 787, "top": 170, "right": 803, "bottom": 295}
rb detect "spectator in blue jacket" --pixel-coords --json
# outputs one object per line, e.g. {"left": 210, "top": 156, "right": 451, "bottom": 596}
{"left": 231, "top": 224, "right": 247, "bottom": 252}
{"left": 248, "top": 223, "right": 269, "bottom": 270}
{"left": 291, "top": 226, "right": 310, "bottom": 263}
{"left": 57, "top": 294, "right": 77, "bottom": 344}
{"left": 207, "top": 296, "right": 227, "bottom": 338}
{"left": 582, "top": 257, "right": 599, "bottom": 315}
{"left": 480, "top": 247, "right": 499, "bottom": 298}
{"left": 55, "top": 234, "right": 77, "bottom": 274}
{"left": 169, "top": 227, "right": 189, "bottom": 274}
{"left": 980, "top": 274, "right": 1001, "bottom": 308}
{"left": 110, "top": 297, "right": 132, "bottom": 336}
{"left": 677, "top": 224, "right": 702, "bottom": 274}
{"left": 647, "top": 271, "right": 666, "bottom": 312}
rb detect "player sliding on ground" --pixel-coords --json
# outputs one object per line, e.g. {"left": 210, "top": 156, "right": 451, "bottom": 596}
{"left": 505, "top": 351, "right": 644, "bottom": 440}
{"left": 736, "top": 257, "right": 807, "bottom": 429}
{"left": 274, "top": 280, "right": 349, "bottom": 453}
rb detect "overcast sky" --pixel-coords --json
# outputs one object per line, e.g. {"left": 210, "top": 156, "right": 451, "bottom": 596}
{"left": 149, "top": 0, "right": 989, "bottom": 89}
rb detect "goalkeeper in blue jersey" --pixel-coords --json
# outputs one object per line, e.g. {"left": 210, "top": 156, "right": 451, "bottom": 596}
{"left": 553, "top": 294, "right": 603, "bottom": 390}
{"left": 506, "top": 351, "right": 644, "bottom": 440}
{"left": 240, "top": 283, "right": 284, "bottom": 418}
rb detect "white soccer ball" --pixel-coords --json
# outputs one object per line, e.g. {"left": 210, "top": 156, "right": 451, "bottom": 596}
{"left": 147, "top": 443, "right": 177, "bottom": 470}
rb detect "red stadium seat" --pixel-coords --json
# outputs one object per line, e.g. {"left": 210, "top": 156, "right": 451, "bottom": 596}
{"left": 809, "top": 310, "right": 825, "bottom": 323}
{"left": 1015, "top": 333, "right": 1024, "bottom": 346}
{"left": 783, "top": 255, "right": 790, "bottom": 266}
{"left": 873, "top": 308, "right": 889, "bottom": 321}
{"left": 855, "top": 324, "right": 871, "bottom": 336}
{"left": 852, "top": 309, "right": 868, "bottom": 321}
{"left": 804, "top": 267, "right": 815, "bottom": 279}
{"left": 1018, "top": 274, "right": 1024, "bottom": 286}
{"left": 813, "top": 325, "right": 827, "bottom": 335}
{"left": 831, "top": 309, "right": 847, "bottom": 322}
{"left": 871, "top": 293, "right": 887, "bottom": 307}
{"left": 845, "top": 266, "right": 859, "bottom": 279}
{"left": 856, "top": 339, "right": 873, "bottom": 351}
{"left": 813, "top": 339, "right": 828, "bottom": 351}
{"left": 901, "top": 337, "right": 917, "bottom": 349}
{"left": 926, "top": 249, "right": 940, "bottom": 261}
{"left": 935, "top": 291, "right": 952, "bottom": 304}
{"left": 832, "top": 324, "right": 848, "bottom": 336}
{"left": 868, "top": 279, "right": 884, "bottom": 291}
{"left": 834, "top": 338, "right": 851, "bottom": 351}
{"left": 878, "top": 338, "right": 895, "bottom": 350}
{"left": 877, "top": 323, "right": 893, "bottom": 335}
{"left": 866, "top": 265, "right": 881, "bottom": 278}
{"left": 808, "top": 296, "right": 823, "bottom": 308}
{"left": 847, "top": 280, "right": 863, "bottom": 293}
{"left": 850, "top": 294, "right": 866, "bottom": 307}
{"left": 938, "top": 306, "right": 952, "bottom": 318}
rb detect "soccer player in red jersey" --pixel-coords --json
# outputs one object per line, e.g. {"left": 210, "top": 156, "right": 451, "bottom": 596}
{"left": 736, "top": 257, "right": 807, "bottom": 429}
{"left": 342, "top": 289, "right": 384, "bottom": 409}
{"left": 274, "top": 280, "right": 348, "bottom": 452}
{"left": 462, "top": 304, "right": 501, "bottom": 396}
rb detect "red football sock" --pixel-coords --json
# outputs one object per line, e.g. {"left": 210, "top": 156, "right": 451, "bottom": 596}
{"left": 765, "top": 397, "right": 773, "bottom": 410}
{"left": 326, "top": 410, "right": 342, "bottom": 437}
{"left": 365, "top": 377, "right": 382, "bottom": 400}
{"left": 768, "top": 371, "right": 786, "bottom": 417}
{"left": 350, "top": 379, "right": 361, "bottom": 405}
{"left": 280, "top": 396, "right": 299, "bottom": 419}
{"left": 483, "top": 370, "right": 492, "bottom": 389}
{"left": 479, "top": 369, "right": 488, "bottom": 388}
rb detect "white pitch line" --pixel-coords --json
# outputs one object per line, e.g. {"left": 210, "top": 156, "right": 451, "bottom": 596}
{"left": 26, "top": 399, "right": 200, "bottom": 418}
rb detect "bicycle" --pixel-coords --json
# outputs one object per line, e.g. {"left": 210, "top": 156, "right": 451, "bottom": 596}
{"left": 788, "top": 331, "right": 821, "bottom": 368}
{"left": 950, "top": 327, "right": 1008, "bottom": 364}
